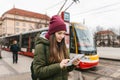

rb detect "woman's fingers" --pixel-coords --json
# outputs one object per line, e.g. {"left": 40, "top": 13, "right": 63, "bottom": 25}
{"left": 60, "top": 59, "right": 70, "bottom": 68}
{"left": 72, "top": 58, "right": 80, "bottom": 66}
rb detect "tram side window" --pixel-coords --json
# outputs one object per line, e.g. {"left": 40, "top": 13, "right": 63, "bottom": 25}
{"left": 70, "top": 26, "right": 76, "bottom": 53}
{"left": 31, "top": 38, "right": 35, "bottom": 49}
{"left": 21, "top": 38, "right": 28, "bottom": 48}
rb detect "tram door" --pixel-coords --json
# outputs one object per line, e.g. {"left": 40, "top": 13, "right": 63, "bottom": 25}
{"left": 70, "top": 25, "right": 78, "bottom": 53}
{"left": 21, "top": 34, "right": 29, "bottom": 52}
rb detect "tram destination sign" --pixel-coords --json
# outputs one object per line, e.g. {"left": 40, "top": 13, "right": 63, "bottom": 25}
{"left": 61, "top": 11, "right": 70, "bottom": 22}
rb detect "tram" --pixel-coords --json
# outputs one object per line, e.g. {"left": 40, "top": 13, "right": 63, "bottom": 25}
{"left": 1, "top": 22, "right": 99, "bottom": 69}
{"left": 1, "top": 28, "right": 48, "bottom": 57}
{"left": 70, "top": 22, "right": 99, "bottom": 69}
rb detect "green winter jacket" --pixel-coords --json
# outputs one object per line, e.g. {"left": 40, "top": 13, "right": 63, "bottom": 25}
{"left": 33, "top": 33, "right": 75, "bottom": 80}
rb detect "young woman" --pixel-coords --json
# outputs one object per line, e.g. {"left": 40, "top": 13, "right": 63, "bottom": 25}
{"left": 32, "top": 15, "right": 80, "bottom": 80}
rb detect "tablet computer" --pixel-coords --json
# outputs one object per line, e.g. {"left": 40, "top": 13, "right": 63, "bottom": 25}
{"left": 66, "top": 54, "right": 84, "bottom": 66}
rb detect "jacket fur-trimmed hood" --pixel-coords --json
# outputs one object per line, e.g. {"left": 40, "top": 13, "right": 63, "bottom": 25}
{"left": 35, "top": 32, "right": 49, "bottom": 46}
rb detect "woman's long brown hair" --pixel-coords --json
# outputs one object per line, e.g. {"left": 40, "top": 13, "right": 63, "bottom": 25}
{"left": 49, "top": 34, "right": 69, "bottom": 63}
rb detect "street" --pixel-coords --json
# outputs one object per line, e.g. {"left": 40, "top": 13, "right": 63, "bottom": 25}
{"left": 81, "top": 47, "right": 120, "bottom": 80}
{"left": 82, "top": 58, "right": 120, "bottom": 80}
{"left": 0, "top": 50, "right": 83, "bottom": 80}
{"left": 0, "top": 47, "right": 120, "bottom": 80}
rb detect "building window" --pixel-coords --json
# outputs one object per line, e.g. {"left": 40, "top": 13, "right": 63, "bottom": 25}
{"left": 41, "top": 20, "right": 44, "bottom": 23}
{"left": 42, "top": 24, "right": 45, "bottom": 28}
{"left": 29, "top": 29, "right": 32, "bottom": 31}
{"left": 15, "top": 15, "right": 19, "bottom": 19}
{"left": 15, "top": 22, "right": 19, "bottom": 26}
{"left": 23, "top": 23, "right": 26, "bottom": 27}
{"left": 34, "top": 23, "right": 36, "bottom": 27}
{"left": 3, "top": 27, "right": 5, "bottom": 33}
{"left": 15, "top": 28, "right": 19, "bottom": 33}
{"left": 47, "top": 21, "right": 49, "bottom": 24}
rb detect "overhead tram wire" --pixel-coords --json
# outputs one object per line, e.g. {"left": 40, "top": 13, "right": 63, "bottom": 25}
{"left": 73, "top": 1, "right": 120, "bottom": 16}
{"left": 57, "top": 0, "right": 80, "bottom": 15}
{"left": 45, "top": 0, "right": 64, "bottom": 11}
{"left": 71, "top": 6, "right": 120, "bottom": 18}
{"left": 57, "top": 0, "right": 68, "bottom": 15}
{"left": 64, "top": 0, "right": 80, "bottom": 12}
{"left": 44, "top": 0, "right": 80, "bottom": 15}
{"left": 91, "top": 7, "right": 120, "bottom": 15}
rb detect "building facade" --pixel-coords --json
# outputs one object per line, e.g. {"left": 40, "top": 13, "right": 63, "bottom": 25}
{"left": 95, "top": 30, "right": 119, "bottom": 47}
{"left": 0, "top": 8, "right": 50, "bottom": 36}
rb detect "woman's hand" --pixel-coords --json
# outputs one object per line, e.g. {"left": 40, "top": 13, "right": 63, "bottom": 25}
{"left": 60, "top": 59, "right": 69, "bottom": 69}
{"left": 72, "top": 58, "right": 80, "bottom": 66}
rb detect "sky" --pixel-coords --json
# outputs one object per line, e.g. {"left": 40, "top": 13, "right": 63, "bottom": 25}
{"left": 0, "top": 0, "right": 120, "bottom": 33}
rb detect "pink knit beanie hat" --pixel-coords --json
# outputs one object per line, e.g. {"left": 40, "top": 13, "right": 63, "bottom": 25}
{"left": 45, "top": 15, "right": 66, "bottom": 39}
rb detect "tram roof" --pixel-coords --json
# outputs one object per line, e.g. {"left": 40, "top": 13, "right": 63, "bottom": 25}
{"left": 4, "top": 27, "right": 48, "bottom": 38}
{"left": 21, "top": 27, "right": 48, "bottom": 35}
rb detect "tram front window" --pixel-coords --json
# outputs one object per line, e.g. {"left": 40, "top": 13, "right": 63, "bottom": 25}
{"left": 75, "top": 28, "right": 96, "bottom": 52}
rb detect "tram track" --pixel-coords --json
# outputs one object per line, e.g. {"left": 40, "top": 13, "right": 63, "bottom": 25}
{"left": 100, "top": 57, "right": 120, "bottom": 62}
{"left": 99, "top": 58, "right": 120, "bottom": 66}
{"left": 77, "top": 58, "right": 120, "bottom": 80}
{"left": 80, "top": 68, "right": 120, "bottom": 80}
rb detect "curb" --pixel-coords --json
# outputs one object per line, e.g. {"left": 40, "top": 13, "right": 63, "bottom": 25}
{"left": 100, "top": 57, "right": 120, "bottom": 61}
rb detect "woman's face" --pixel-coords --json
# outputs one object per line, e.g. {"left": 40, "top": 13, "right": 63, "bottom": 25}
{"left": 55, "top": 30, "right": 66, "bottom": 42}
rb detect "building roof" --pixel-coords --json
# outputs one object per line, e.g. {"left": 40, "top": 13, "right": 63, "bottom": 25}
{"left": 3, "top": 8, "right": 50, "bottom": 20}
{"left": 96, "top": 30, "right": 115, "bottom": 35}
